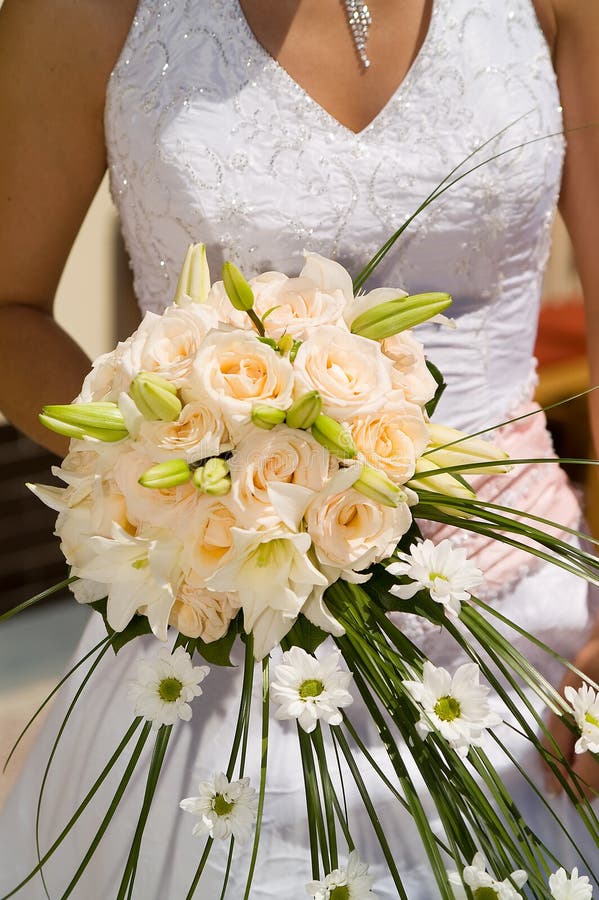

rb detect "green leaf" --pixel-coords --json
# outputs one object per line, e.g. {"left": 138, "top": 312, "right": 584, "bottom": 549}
{"left": 424, "top": 359, "right": 446, "bottom": 417}
{"left": 192, "top": 623, "right": 239, "bottom": 667}
{"left": 89, "top": 599, "right": 152, "bottom": 654}
{"left": 283, "top": 614, "right": 329, "bottom": 654}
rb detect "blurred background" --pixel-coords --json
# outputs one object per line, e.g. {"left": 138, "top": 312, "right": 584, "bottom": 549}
{"left": 0, "top": 177, "right": 592, "bottom": 808}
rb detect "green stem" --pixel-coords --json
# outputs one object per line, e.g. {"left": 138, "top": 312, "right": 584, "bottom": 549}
{"left": 0, "top": 576, "right": 79, "bottom": 623}
{"left": 59, "top": 723, "right": 152, "bottom": 898}
{"left": 247, "top": 309, "right": 265, "bottom": 336}
{"left": 115, "top": 724, "right": 173, "bottom": 900}
{"left": 242, "top": 658, "right": 269, "bottom": 900}
{"left": 185, "top": 838, "right": 214, "bottom": 900}
{"left": 333, "top": 727, "right": 410, "bottom": 900}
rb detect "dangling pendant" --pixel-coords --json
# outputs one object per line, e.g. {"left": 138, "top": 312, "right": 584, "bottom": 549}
{"left": 343, "top": 0, "right": 373, "bottom": 69}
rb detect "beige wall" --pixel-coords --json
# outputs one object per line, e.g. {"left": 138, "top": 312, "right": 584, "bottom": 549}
{"left": 54, "top": 176, "right": 118, "bottom": 360}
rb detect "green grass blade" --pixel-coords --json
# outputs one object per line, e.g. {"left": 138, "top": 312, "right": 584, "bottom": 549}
{"left": 59, "top": 722, "right": 153, "bottom": 899}
{"left": 0, "top": 577, "right": 78, "bottom": 624}
{"left": 3, "top": 634, "right": 112, "bottom": 774}
{"left": 35, "top": 637, "right": 116, "bottom": 898}
{"left": 0, "top": 718, "right": 143, "bottom": 900}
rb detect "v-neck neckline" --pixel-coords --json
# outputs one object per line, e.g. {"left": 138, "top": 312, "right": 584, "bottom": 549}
{"left": 234, "top": 0, "right": 440, "bottom": 138}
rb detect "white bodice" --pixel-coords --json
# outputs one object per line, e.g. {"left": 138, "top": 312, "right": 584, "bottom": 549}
{"left": 105, "top": 0, "right": 564, "bottom": 433}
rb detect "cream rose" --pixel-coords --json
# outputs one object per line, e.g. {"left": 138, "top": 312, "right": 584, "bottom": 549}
{"left": 188, "top": 329, "right": 294, "bottom": 439}
{"left": 229, "top": 426, "right": 332, "bottom": 528}
{"left": 112, "top": 448, "right": 199, "bottom": 533}
{"left": 292, "top": 326, "right": 393, "bottom": 420}
{"left": 382, "top": 331, "right": 437, "bottom": 407}
{"left": 136, "top": 400, "right": 230, "bottom": 464}
{"left": 347, "top": 394, "right": 430, "bottom": 484}
{"left": 169, "top": 581, "right": 239, "bottom": 642}
{"left": 306, "top": 469, "right": 412, "bottom": 575}
{"left": 183, "top": 495, "right": 239, "bottom": 584}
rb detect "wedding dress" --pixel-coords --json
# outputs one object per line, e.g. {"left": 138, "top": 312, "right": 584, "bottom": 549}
{"left": 1, "top": 1, "right": 597, "bottom": 897}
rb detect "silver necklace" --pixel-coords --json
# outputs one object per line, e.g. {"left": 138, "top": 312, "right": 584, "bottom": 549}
{"left": 343, "top": 0, "right": 373, "bottom": 68}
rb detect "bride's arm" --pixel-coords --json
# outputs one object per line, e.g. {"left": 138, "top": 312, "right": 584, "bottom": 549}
{"left": 546, "top": 0, "right": 599, "bottom": 792}
{"left": 0, "top": 0, "right": 136, "bottom": 455}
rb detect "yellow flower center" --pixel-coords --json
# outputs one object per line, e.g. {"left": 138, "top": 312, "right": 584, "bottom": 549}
{"left": 299, "top": 679, "right": 325, "bottom": 700}
{"left": 213, "top": 793, "right": 235, "bottom": 816}
{"left": 585, "top": 711, "right": 599, "bottom": 728}
{"left": 473, "top": 888, "right": 499, "bottom": 900}
{"left": 158, "top": 677, "right": 183, "bottom": 702}
{"left": 434, "top": 695, "right": 461, "bottom": 722}
{"left": 329, "top": 887, "right": 350, "bottom": 900}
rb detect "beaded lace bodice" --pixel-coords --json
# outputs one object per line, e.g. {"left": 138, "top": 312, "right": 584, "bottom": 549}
{"left": 105, "top": 0, "right": 564, "bottom": 434}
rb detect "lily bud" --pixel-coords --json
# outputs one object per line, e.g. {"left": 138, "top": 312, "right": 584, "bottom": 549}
{"left": 40, "top": 402, "right": 129, "bottom": 443}
{"left": 278, "top": 333, "right": 294, "bottom": 355}
{"left": 425, "top": 424, "right": 510, "bottom": 474}
{"left": 350, "top": 292, "right": 452, "bottom": 340}
{"left": 222, "top": 261, "right": 254, "bottom": 311}
{"left": 139, "top": 459, "right": 191, "bottom": 489}
{"left": 193, "top": 457, "right": 231, "bottom": 495}
{"left": 174, "top": 243, "right": 211, "bottom": 305}
{"left": 129, "top": 372, "right": 182, "bottom": 422}
{"left": 353, "top": 465, "right": 407, "bottom": 508}
{"left": 286, "top": 391, "right": 322, "bottom": 430}
{"left": 311, "top": 414, "right": 357, "bottom": 459}
{"left": 251, "top": 404, "right": 287, "bottom": 430}
{"left": 407, "top": 457, "right": 475, "bottom": 500}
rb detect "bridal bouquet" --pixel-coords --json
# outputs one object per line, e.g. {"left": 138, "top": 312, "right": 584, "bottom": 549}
{"left": 3, "top": 234, "right": 599, "bottom": 898}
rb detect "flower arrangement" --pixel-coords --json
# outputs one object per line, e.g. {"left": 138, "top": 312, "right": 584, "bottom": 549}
{"left": 3, "top": 204, "right": 599, "bottom": 897}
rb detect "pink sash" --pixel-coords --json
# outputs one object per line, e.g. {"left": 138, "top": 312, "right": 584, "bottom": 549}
{"left": 419, "top": 402, "right": 582, "bottom": 601}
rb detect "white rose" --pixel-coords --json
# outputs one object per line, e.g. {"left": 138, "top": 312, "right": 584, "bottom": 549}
{"left": 188, "top": 329, "right": 294, "bottom": 439}
{"left": 169, "top": 580, "right": 239, "bottom": 642}
{"left": 229, "top": 426, "right": 332, "bottom": 528}
{"left": 78, "top": 340, "right": 138, "bottom": 402}
{"left": 136, "top": 400, "right": 230, "bottom": 464}
{"left": 382, "top": 331, "right": 437, "bottom": 407}
{"left": 292, "top": 326, "right": 393, "bottom": 420}
{"left": 347, "top": 393, "right": 430, "bottom": 483}
{"left": 306, "top": 468, "right": 412, "bottom": 576}
{"left": 121, "top": 304, "right": 218, "bottom": 390}
{"left": 112, "top": 448, "right": 200, "bottom": 533}
{"left": 182, "top": 495, "right": 239, "bottom": 585}
{"left": 203, "top": 279, "right": 255, "bottom": 330}
{"left": 252, "top": 275, "right": 347, "bottom": 340}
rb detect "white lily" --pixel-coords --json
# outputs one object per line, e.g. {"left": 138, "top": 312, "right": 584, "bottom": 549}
{"left": 206, "top": 527, "right": 327, "bottom": 658}
{"left": 72, "top": 522, "right": 182, "bottom": 641}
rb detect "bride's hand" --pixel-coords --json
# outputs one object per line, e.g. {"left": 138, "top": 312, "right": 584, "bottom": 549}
{"left": 545, "top": 623, "right": 599, "bottom": 798}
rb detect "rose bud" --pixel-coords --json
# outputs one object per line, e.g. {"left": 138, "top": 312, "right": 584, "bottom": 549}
{"left": 129, "top": 372, "right": 182, "bottom": 422}
{"left": 222, "top": 261, "right": 255, "bottom": 311}
{"left": 285, "top": 391, "right": 322, "bottom": 430}
{"left": 251, "top": 404, "right": 287, "bottom": 430}
{"left": 350, "top": 292, "right": 452, "bottom": 340}
{"left": 311, "top": 414, "right": 357, "bottom": 459}
{"left": 174, "top": 243, "right": 211, "bottom": 305}
{"left": 39, "top": 402, "right": 129, "bottom": 443}
{"left": 353, "top": 465, "right": 407, "bottom": 508}
{"left": 138, "top": 459, "right": 192, "bottom": 489}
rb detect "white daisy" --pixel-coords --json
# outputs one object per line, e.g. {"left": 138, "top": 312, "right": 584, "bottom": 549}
{"left": 180, "top": 772, "right": 258, "bottom": 843}
{"left": 128, "top": 646, "right": 209, "bottom": 728}
{"left": 387, "top": 538, "right": 482, "bottom": 616}
{"left": 448, "top": 852, "right": 528, "bottom": 899}
{"left": 270, "top": 646, "right": 354, "bottom": 733}
{"left": 306, "top": 851, "right": 379, "bottom": 899}
{"left": 564, "top": 683, "right": 599, "bottom": 754}
{"left": 403, "top": 661, "right": 502, "bottom": 756}
{"left": 549, "top": 867, "right": 594, "bottom": 899}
